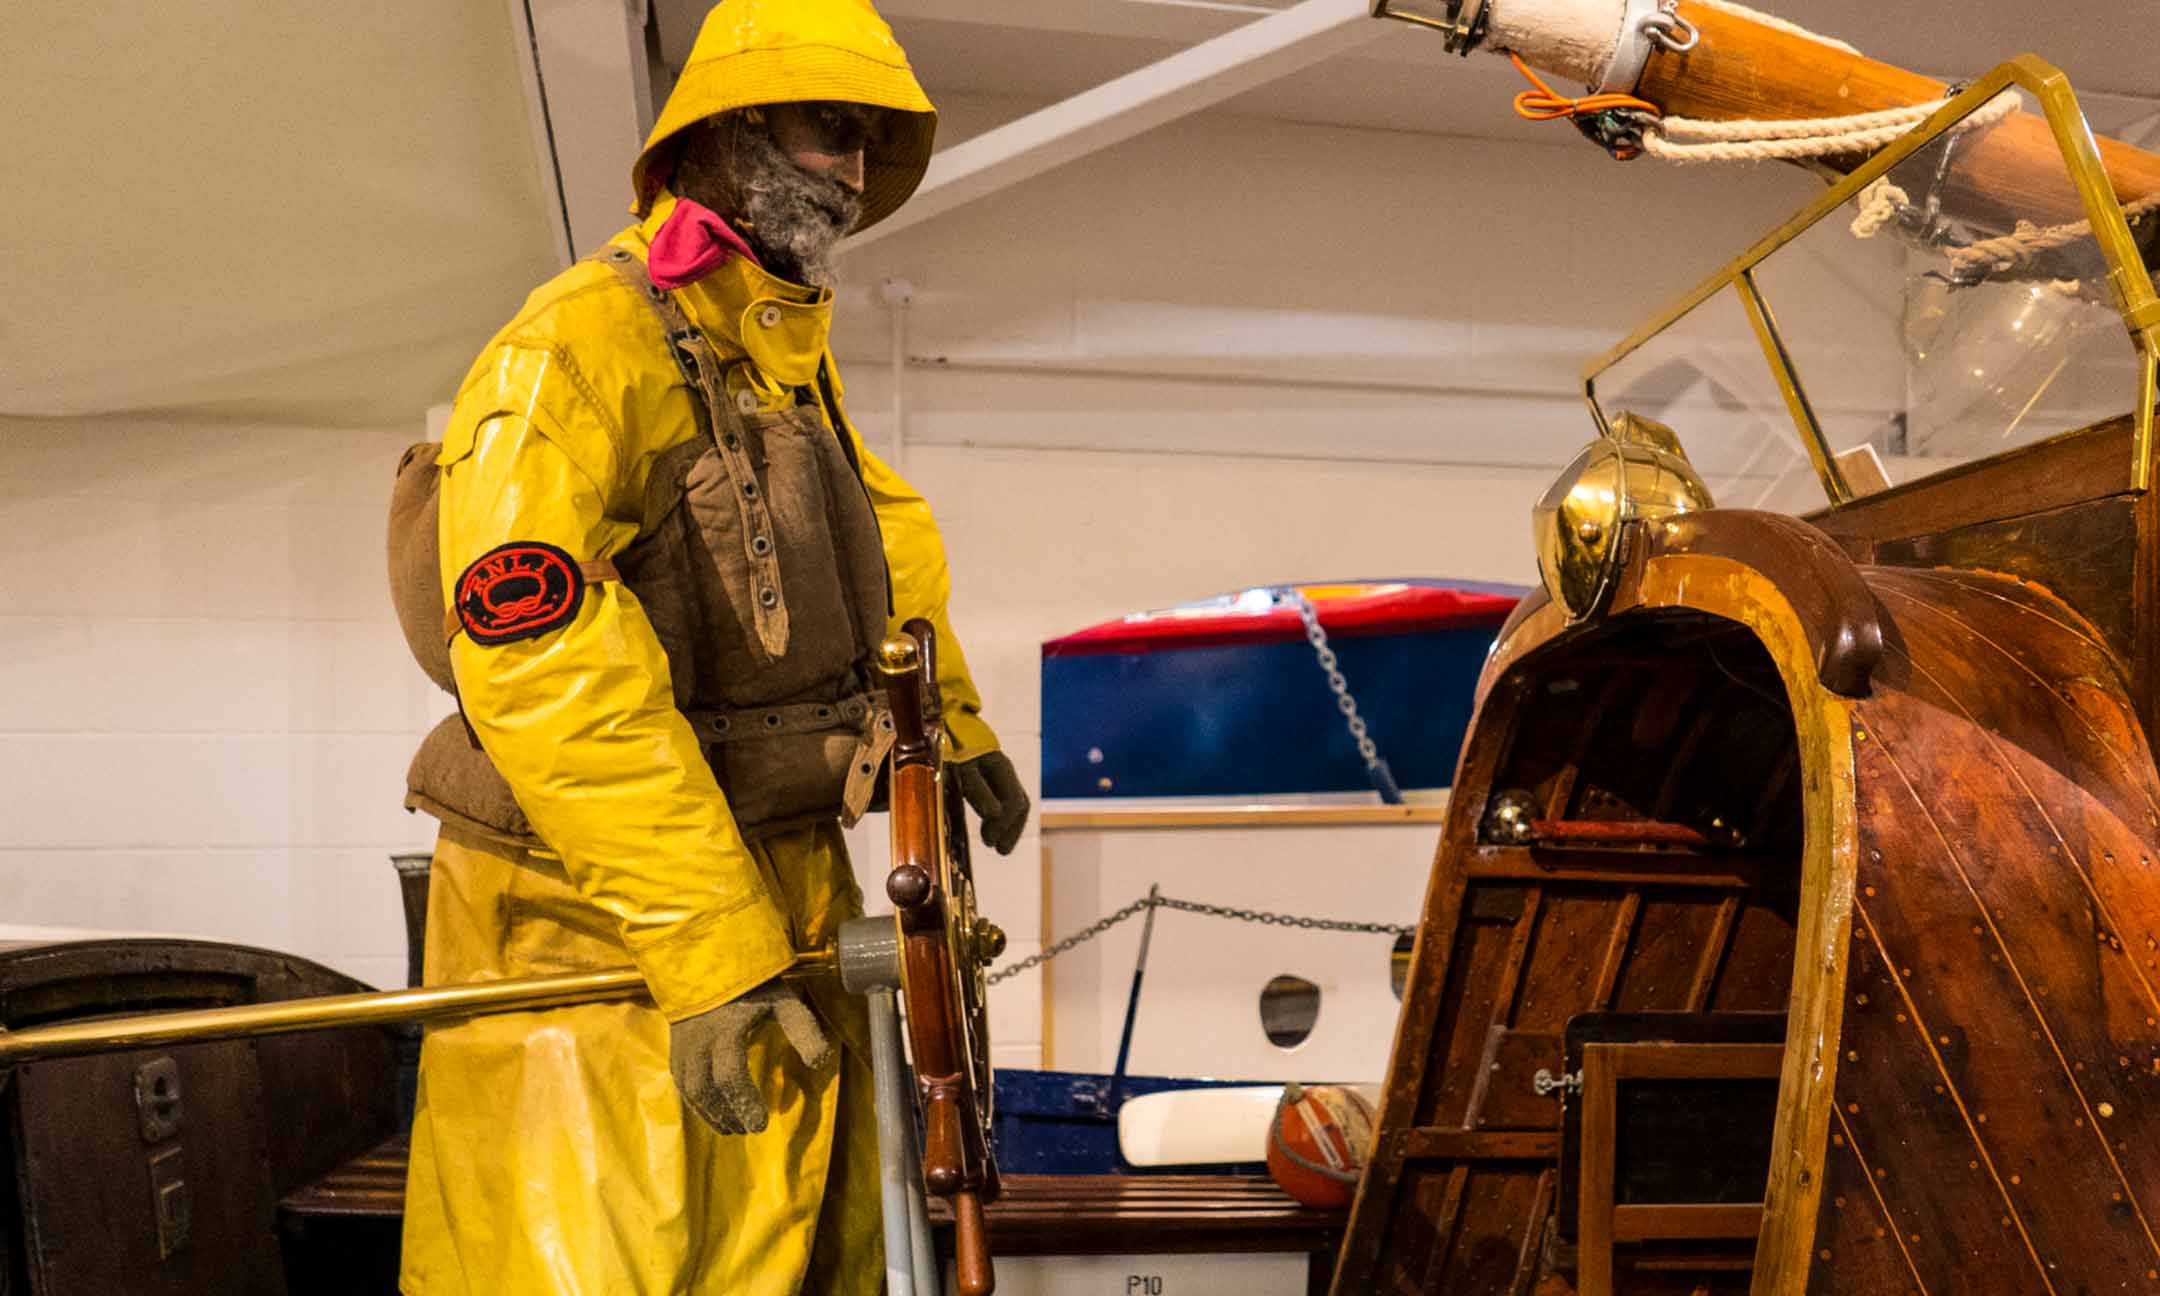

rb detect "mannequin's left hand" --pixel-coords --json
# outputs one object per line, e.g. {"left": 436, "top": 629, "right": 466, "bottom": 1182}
{"left": 954, "top": 751, "right": 1031, "bottom": 854}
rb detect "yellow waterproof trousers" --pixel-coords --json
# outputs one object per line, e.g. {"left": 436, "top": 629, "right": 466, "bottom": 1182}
{"left": 400, "top": 824, "right": 883, "bottom": 1296}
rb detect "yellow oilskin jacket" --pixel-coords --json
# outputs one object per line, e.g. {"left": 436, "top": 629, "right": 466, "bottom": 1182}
{"left": 400, "top": 195, "right": 999, "bottom": 1296}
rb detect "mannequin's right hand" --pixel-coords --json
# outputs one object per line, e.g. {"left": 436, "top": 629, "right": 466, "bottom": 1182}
{"left": 667, "top": 979, "right": 833, "bottom": 1134}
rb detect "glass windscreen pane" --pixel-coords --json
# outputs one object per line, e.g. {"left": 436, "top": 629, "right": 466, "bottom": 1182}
{"left": 1590, "top": 285, "right": 1830, "bottom": 513}
{"left": 1750, "top": 87, "right": 2142, "bottom": 494}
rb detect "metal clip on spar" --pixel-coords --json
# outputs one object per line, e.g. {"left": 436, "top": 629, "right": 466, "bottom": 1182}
{"left": 1597, "top": 0, "right": 1699, "bottom": 98}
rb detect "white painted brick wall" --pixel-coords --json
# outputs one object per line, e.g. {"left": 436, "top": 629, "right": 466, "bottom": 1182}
{"left": 0, "top": 418, "right": 441, "bottom": 993}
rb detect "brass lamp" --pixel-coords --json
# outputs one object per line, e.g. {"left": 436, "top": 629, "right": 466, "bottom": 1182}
{"left": 1369, "top": 0, "right": 1490, "bottom": 53}
{"left": 1532, "top": 412, "right": 1714, "bottom": 621}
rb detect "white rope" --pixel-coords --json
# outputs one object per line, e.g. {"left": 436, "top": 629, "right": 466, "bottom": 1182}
{"left": 1654, "top": 101, "right": 1944, "bottom": 143}
{"left": 1849, "top": 179, "right": 1908, "bottom": 238}
{"left": 1944, "top": 190, "right": 2160, "bottom": 279}
{"left": 1642, "top": 114, "right": 1939, "bottom": 162}
{"left": 1684, "top": 0, "right": 1858, "bottom": 55}
{"left": 1643, "top": 85, "right": 2019, "bottom": 166}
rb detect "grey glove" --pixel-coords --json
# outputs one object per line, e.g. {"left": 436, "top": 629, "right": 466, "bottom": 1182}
{"left": 955, "top": 750, "right": 1031, "bottom": 855}
{"left": 667, "top": 980, "right": 833, "bottom": 1135}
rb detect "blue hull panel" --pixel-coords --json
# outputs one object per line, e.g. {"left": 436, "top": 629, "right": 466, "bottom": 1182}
{"left": 1041, "top": 626, "right": 1497, "bottom": 798}
{"left": 994, "top": 1069, "right": 1267, "bottom": 1175}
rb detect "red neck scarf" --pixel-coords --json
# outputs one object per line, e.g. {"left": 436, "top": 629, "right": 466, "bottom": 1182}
{"left": 646, "top": 198, "right": 761, "bottom": 291}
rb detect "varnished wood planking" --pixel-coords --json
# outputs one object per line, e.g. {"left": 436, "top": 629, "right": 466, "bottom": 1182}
{"left": 1835, "top": 600, "right": 2160, "bottom": 1290}
{"left": 1438, "top": 1168, "right": 1549, "bottom": 1293}
{"left": 1804, "top": 1114, "right": 1931, "bottom": 1296}
{"left": 1514, "top": 892, "right": 1643, "bottom": 1035}
{"left": 1483, "top": 890, "right": 1549, "bottom": 1053}
{"left": 1418, "top": 904, "right": 1540, "bottom": 1128}
{"left": 1615, "top": 894, "right": 1729, "bottom": 1013}
{"left": 1687, "top": 896, "right": 1745, "bottom": 1012}
{"left": 1868, "top": 571, "right": 2160, "bottom": 836}
{"left": 1848, "top": 857, "right": 2160, "bottom": 1288}
{"left": 1829, "top": 911, "right": 2046, "bottom": 1292}
{"left": 1710, "top": 899, "right": 1798, "bottom": 1014}
{"left": 1512, "top": 1171, "right": 1557, "bottom": 1296}
{"left": 1859, "top": 697, "right": 2160, "bottom": 1241}
{"left": 1366, "top": 1166, "right": 1460, "bottom": 1293}
{"left": 1590, "top": 892, "right": 1645, "bottom": 1011}
{"left": 1870, "top": 498, "right": 2138, "bottom": 666}
{"left": 1807, "top": 419, "right": 2138, "bottom": 555}
{"left": 1871, "top": 576, "right": 2160, "bottom": 1038}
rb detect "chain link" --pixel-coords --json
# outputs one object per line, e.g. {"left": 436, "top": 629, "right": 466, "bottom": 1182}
{"left": 987, "top": 892, "right": 1414, "bottom": 985}
{"left": 1289, "top": 592, "right": 1404, "bottom": 804}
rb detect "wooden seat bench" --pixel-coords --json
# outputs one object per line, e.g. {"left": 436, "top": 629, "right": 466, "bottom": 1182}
{"left": 280, "top": 1140, "right": 1348, "bottom": 1293}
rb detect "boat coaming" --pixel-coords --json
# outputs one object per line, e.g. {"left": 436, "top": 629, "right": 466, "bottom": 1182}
{"left": 1335, "top": 504, "right": 2160, "bottom": 1293}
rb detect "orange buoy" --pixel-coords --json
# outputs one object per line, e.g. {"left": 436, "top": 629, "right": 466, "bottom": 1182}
{"left": 1266, "top": 1082, "right": 1376, "bottom": 1208}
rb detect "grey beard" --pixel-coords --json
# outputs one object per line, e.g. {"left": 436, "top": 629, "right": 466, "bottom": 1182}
{"left": 672, "top": 115, "right": 863, "bottom": 287}
{"left": 731, "top": 128, "right": 862, "bottom": 288}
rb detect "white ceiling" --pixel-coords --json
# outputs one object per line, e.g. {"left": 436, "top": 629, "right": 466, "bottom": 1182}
{"left": 661, "top": 0, "right": 2160, "bottom": 144}
{"left": 5, "top": 1, "right": 2151, "bottom": 427}
{"left": 0, "top": 2, "right": 562, "bottom": 426}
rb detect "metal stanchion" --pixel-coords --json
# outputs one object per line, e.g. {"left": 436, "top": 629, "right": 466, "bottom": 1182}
{"left": 868, "top": 990, "right": 926, "bottom": 1296}
{"left": 841, "top": 916, "right": 941, "bottom": 1296}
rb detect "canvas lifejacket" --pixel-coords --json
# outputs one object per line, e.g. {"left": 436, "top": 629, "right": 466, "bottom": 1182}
{"left": 386, "top": 252, "right": 895, "bottom": 849}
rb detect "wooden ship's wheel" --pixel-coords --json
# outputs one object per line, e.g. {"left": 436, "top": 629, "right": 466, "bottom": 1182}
{"left": 878, "top": 618, "right": 1005, "bottom": 1296}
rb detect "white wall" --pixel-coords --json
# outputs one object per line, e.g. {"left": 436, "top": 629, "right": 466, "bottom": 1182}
{"left": 0, "top": 416, "right": 444, "bottom": 991}
{"left": 1042, "top": 822, "right": 1436, "bottom": 1082}
{"left": 0, "top": 98, "right": 1825, "bottom": 1051}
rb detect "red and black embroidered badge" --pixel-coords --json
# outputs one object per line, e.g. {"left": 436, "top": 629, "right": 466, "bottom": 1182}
{"left": 455, "top": 541, "right": 585, "bottom": 645}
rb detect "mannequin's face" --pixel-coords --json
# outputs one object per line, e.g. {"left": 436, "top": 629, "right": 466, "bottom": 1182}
{"left": 671, "top": 104, "right": 883, "bottom": 287}
{"left": 762, "top": 102, "right": 875, "bottom": 195}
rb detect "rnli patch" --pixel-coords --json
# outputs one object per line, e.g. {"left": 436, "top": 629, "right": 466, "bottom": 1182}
{"left": 455, "top": 541, "right": 585, "bottom": 645}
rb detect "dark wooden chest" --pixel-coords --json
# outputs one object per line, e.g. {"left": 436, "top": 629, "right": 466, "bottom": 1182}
{"left": 0, "top": 940, "right": 398, "bottom": 1295}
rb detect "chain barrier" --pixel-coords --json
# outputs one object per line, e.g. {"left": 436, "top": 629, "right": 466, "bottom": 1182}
{"left": 1290, "top": 591, "right": 1404, "bottom": 804}
{"left": 988, "top": 892, "right": 1414, "bottom": 985}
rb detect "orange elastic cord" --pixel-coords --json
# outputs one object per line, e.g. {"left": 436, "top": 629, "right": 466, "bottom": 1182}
{"left": 1509, "top": 52, "right": 1660, "bottom": 158}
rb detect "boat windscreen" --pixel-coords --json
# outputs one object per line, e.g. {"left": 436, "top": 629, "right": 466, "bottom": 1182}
{"left": 1748, "top": 86, "right": 2141, "bottom": 498}
{"left": 1590, "top": 284, "right": 1829, "bottom": 513}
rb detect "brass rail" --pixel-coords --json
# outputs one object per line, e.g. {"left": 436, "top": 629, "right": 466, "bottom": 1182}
{"left": 0, "top": 947, "right": 838, "bottom": 1065}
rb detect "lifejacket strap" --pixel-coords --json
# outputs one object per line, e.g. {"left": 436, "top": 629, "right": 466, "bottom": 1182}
{"left": 679, "top": 692, "right": 894, "bottom": 828}
{"left": 596, "top": 248, "right": 792, "bottom": 663}
{"left": 681, "top": 692, "right": 884, "bottom": 745}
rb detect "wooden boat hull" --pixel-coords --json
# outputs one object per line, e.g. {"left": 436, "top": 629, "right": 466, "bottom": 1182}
{"left": 1335, "top": 507, "right": 2160, "bottom": 1293}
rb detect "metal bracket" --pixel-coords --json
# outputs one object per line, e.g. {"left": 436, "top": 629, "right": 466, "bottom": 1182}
{"left": 133, "top": 1056, "right": 182, "bottom": 1144}
{"left": 2116, "top": 282, "right": 2160, "bottom": 340}
{"left": 1372, "top": 0, "right": 1491, "bottom": 56}
{"left": 148, "top": 1145, "right": 191, "bottom": 1259}
{"left": 1597, "top": 0, "right": 1698, "bottom": 96}
{"left": 1533, "top": 1067, "right": 1584, "bottom": 1098}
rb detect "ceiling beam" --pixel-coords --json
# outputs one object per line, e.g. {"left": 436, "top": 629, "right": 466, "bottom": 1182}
{"left": 847, "top": 0, "right": 1392, "bottom": 251}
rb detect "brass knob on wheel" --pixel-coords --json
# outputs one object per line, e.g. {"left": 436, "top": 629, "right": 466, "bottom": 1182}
{"left": 876, "top": 636, "right": 920, "bottom": 676}
{"left": 971, "top": 918, "right": 1007, "bottom": 963}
